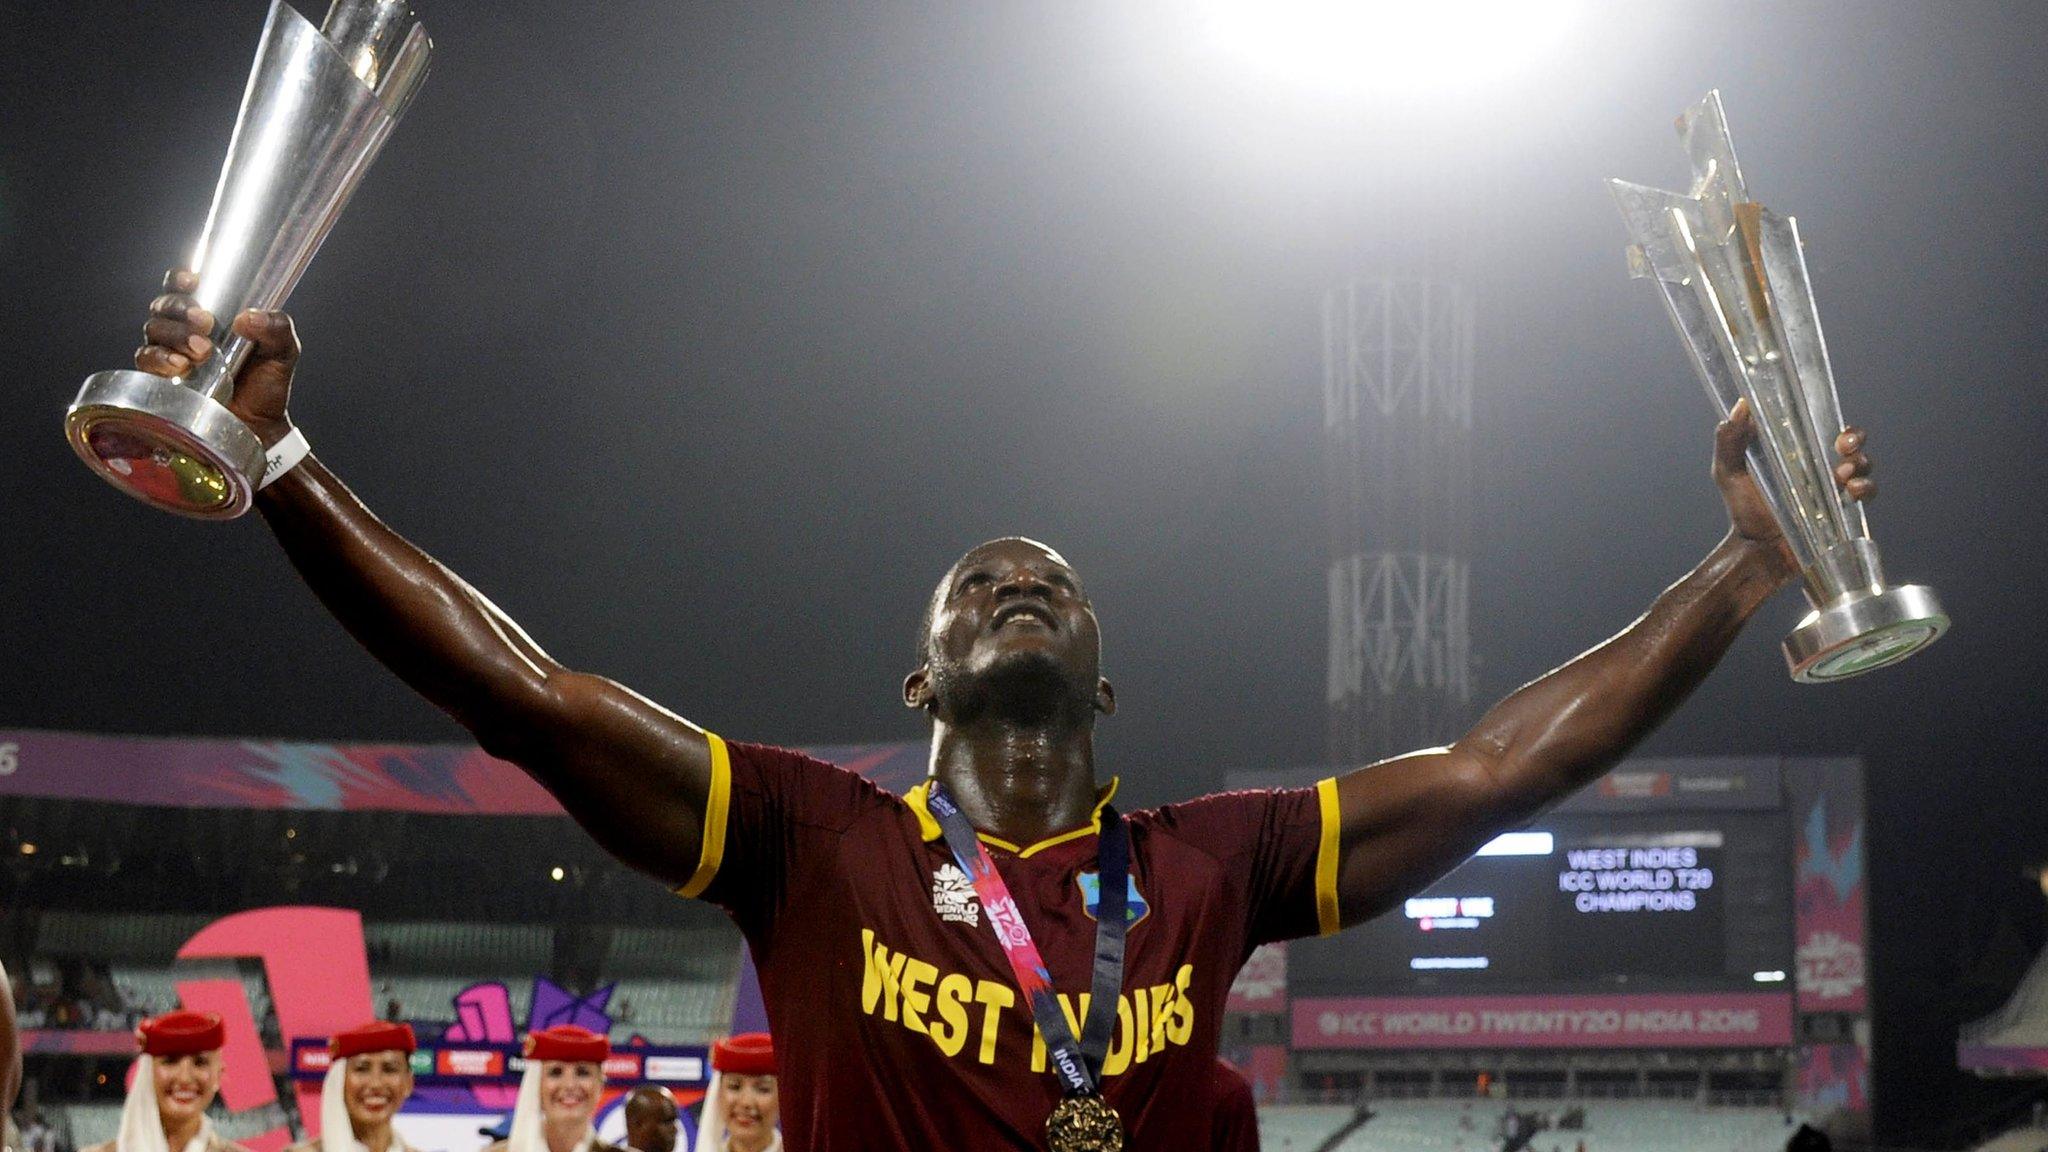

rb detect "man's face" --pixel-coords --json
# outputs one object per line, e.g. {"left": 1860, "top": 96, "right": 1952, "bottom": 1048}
{"left": 909, "top": 538, "right": 1109, "bottom": 723}
{"left": 625, "top": 1088, "right": 678, "bottom": 1152}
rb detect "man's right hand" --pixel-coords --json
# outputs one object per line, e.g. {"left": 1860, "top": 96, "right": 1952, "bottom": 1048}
{"left": 138, "top": 268, "right": 301, "bottom": 445}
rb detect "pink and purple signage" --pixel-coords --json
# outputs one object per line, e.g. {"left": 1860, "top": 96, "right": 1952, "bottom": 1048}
{"left": 1292, "top": 992, "right": 1794, "bottom": 1050}
{"left": 1226, "top": 942, "right": 1287, "bottom": 1013}
{"left": 1798, "top": 1041, "right": 1871, "bottom": 1116}
{"left": 1789, "top": 761, "right": 1868, "bottom": 1013}
{"left": 1958, "top": 1045, "right": 2048, "bottom": 1074}
{"left": 0, "top": 729, "right": 927, "bottom": 814}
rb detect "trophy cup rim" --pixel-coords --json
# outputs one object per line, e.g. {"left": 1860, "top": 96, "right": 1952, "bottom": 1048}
{"left": 66, "top": 370, "right": 266, "bottom": 520}
{"left": 1782, "top": 584, "right": 1948, "bottom": 684}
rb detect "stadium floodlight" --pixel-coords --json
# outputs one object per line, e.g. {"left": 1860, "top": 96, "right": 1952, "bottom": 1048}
{"left": 1476, "top": 831, "right": 1554, "bottom": 857}
{"left": 1194, "top": 0, "right": 1582, "bottom": 98}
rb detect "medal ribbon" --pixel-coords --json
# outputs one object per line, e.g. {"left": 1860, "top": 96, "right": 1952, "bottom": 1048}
{"left": 926, "top": 780, "right": 1128, "bottom": 1096}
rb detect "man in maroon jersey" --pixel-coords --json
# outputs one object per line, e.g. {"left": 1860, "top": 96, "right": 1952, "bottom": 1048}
{"left": 131, "top": 281, "right": 1873, "bottom": 1149}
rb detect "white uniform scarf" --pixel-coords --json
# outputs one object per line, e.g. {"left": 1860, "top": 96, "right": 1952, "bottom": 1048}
{"left": 318, "top": 1063, "right": 352, "bottom": 1152}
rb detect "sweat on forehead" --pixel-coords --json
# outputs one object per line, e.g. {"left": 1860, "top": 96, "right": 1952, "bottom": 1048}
{"left": 929, "top": 538, "right": 1080, "bottom": 608}
{"left": 949, "top": 537, "right": 1072, "bottom": 576}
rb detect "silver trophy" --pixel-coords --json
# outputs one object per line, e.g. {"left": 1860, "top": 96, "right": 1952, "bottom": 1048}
{"left": 65, "top": 0, "right": 431, "bottom": 519}
{"left": 1611, "top": 92, "right": 1948, "bottom": 683}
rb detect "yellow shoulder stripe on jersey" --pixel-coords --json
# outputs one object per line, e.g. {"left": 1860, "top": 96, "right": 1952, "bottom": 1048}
{"left": 905, "top": 777, "right": 1121, "bottom": 858}
{"left": 905, "top": 780, "right": 945, "bottom": 841}
{"left": 1315, "top": 776, "right": 1342, "bottom": 936}
{"left": 675, "top": 732, "right": 732, "bottom": 899}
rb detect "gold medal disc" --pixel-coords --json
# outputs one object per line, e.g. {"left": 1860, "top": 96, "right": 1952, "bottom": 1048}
{"left": 1046, "top": 1095, "right": 1124, "bottom": 1152}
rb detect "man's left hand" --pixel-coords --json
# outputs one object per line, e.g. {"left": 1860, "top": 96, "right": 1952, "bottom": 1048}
{"left": 1714, "top": 397, "right": 1876, "bottom": 584}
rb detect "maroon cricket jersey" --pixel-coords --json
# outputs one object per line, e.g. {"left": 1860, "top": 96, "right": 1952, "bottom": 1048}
{"left": 677, "top": 736, "right": 1340, "bottom": 1150}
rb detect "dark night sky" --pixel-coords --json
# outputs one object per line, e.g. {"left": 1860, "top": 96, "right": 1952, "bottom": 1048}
{"left": 3, "top": 1, "right": 2045, "bottom": 1141}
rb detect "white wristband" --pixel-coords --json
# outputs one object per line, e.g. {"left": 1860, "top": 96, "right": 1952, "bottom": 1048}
{"left": 257, "top": 426, "right": 311, "bottom": 489}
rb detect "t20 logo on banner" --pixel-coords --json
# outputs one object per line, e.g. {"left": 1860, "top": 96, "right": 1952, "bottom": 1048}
{"left": 1796, "top": 931, "right": 1865, "bottom": 1003}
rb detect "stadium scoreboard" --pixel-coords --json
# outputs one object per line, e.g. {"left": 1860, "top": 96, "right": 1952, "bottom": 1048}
{"left": 1289, "top": 764, "right": 1797, "bottom": 996}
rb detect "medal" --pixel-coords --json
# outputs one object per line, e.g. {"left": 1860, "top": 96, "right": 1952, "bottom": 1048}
{"left": 1046, "top": 1095, "right": 1124, "bottom": 1152}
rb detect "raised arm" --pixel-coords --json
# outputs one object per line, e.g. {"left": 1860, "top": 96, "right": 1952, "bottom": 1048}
{"left": 1324, "top": 401, "right": 1875, "bottom": 927}
{"left": 136, "top": 272, "right": 715, "bottom": 888}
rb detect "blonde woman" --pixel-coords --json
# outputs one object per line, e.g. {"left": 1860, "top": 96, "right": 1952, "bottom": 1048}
{"left": 486, "top": 1027, "right": 625, "bottom": 1152}
{"left": 284, "top": 1022, "right": 418, "bottom": 1152}
{"left": 82, "top": 1012, "right": 250, "bottom": 1152}
{"left": 695, "top": 1035, "right": 777, "bottom": 1152}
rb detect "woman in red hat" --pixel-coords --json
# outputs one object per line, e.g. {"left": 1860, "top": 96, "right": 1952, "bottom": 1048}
{"left": 284, "top": 1022, "right": 418, "bottom": 1152}
{"left": 82, "top": 1011, "right": 249, "bottom": 1152}
{"left": 486, "top": 1026, "right": 624, "bottom": 1152}
{"left": 694, "top": 1035, "right": 777, "bottom": 1152}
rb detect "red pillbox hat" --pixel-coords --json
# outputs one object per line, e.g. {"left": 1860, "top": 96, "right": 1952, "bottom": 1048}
{"left": 523, "top": 1025, "right": 609, "bottom": 1064}
{"left": 330, "top": 1021, "right": 418, "bottom": 1059}
{"left": 136, "top": 1011, "right": 225, "bottom": 1057}
{"left": 710, "top": 1033, "right": 775, "bottom": 1076}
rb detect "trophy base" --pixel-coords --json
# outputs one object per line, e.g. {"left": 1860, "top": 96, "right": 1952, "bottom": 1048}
{"left": 1782, "top": 584, "right": 1947, "bottom": 683}
{"left": 65, "top": 369, "right": 265, "bottom": 519}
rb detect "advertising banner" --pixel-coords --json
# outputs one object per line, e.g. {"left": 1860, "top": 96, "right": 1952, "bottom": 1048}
{"left": 1226, "top": 942, "right": 1287, "bottom": 1013}
{"left": 1784, "top": 758, "right": 1868, "bottom": 1013}
{"left": 1797, "top": 1041, "right": 1871, "bottom": 1117}
{"left": 0, "top": 729, "right": 926, "bottom": 813}
{"left": 1292, "top": 992, "right": 1794, "bottom": 1050}
{"left": 288, "top": 1039, "right": 708, "bottom": 1088}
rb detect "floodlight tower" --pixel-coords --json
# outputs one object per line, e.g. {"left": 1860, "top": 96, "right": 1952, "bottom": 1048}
{"left": 1323, "top": 276, "right": 1474, "bottom": 767}
{"left": 1192, "top": 0, "right": 1568, "bottom": 767}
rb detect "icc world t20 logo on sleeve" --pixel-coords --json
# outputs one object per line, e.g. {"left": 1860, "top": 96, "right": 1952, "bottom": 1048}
{"left": 930, "top": 863, "right": 980, "bottom": 927}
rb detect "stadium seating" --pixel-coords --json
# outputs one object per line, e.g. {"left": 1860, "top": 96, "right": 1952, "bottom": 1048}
{"left": 110, "top": 960, "right": 273, "bottom": 1027}
{"left": 1331, "top": 1101, "right": 1802, "bottom": 1152}
{"left": 1257, "top": 1105, "right": 1359, "bottom": 1151}
{"left": 365, "top": 920, "right": 555, "bottom": 973}
{"left": 1974, "top": 1125, "right": 2048, "bottom": 1152}
{"left": 376, "top": 973, "right": 537, "bottom": 1024}
{"left": 602, "top": 926, "right": 738, "bottom": 980}
{"left": 1335, "top": 1100, "right": 1489, "bottom": 1152}
{"left": 1256, "top": 1102, "right": 1804, "bottom": 1152}
{"left": 37, "top": 912, "right": 217, "bottom": 962}
{"left": 606, "top": 978, "right": 736, "bottom": 1042}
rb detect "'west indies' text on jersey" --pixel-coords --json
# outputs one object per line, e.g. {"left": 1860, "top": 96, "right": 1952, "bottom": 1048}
{"left": 679, "top": 736, "right": 1339, "bottom": 1150}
